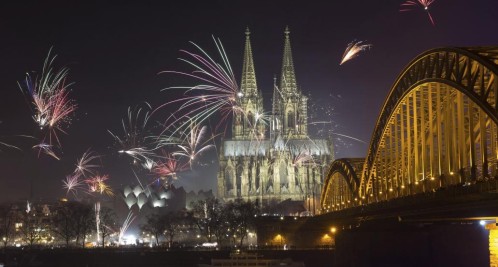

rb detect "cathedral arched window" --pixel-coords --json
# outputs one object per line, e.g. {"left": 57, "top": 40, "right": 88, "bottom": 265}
{"left": 236, "top": 165, "right": 244, "bottom": 197}
{"left": 247, "top": 111, "right": 254, "bottom": 127}
{"left": 287, "top": 111, "right": 295, "bottom": 129}
{"left": 225, "top": 167, "right": 234, "bottom": 194}
{"left": 279, "top": 161, "right": 288, "bottom": 188}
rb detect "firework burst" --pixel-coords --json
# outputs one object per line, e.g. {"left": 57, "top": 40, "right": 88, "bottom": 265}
{"left": 157, "top": 36, "right": 241, "bottom": 138}
{"left": 75, "top": 149, "right": 101, "bottom": 177}
{"left": 340, "top": 40, "right": 372, "bottom": 65}
{"left": 18, "top": 49, "right": 77, "bottom": 151}
{"left": 173, "top": 121, "right": 215, "bottom": 167}
{"left": 109, "top": 103, "right": 156, "bottom": 165}
{"left": 152, "top": 152, "right": 188, "bottom": 187}
{"left": 32, "top": 143, "right": 60, "bottom": 160}
{"left": 400, "top": 0, "right": 436, "bottom": 26}
{"left": 292, "top": 149, "right": 315, "bottom": 167}
{"left": 85, "top": 175, "right": 114, "bottom": 196}
{"left": 62, "top": 174, "right": 84, "bottom": 196}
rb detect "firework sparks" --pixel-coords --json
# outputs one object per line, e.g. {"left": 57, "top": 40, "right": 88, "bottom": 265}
{"left": 18, "top": 49, "right": 77, "bottom": 147}
{"left": 340, "top": 40, "right": 372, "bottom": 65}
{"left": 173, "top": 121, "right": 215, "bottom": 167}
{"left": 26, "top": 201, "right": 31, "bottom": 214}
{"left": 118, "top": 211, "right": 136, "bottom": 245}
{"left": 0, "top": 139, "right": 21, "bottom": 152}
{"left": 32, "top": 143, "right": 60, "bottom": 160}
{"left": 109, "top": 103, "right": 156, "bottom": 166}
{"left": 306, "top": 93, "right": 366, "bottom": 155}
{"left": 75, "top": 149, "right": 101, "bottom": 177}
{"left": 152, "top": 152, "right": 188, "bottom": 186}
{"left": 62, "top": 174, "right": 84, "bottom": 196}
{"left": 95, "top": 202, "right": 101, "bottom": 244}
{"left": 85, "top": 175, "right": 114, "bottom": 196}
{"left": 400, "top": 0, "right": 436, "bottom": 25}
{"left": 157, "top": 36, "right": 241, "bottom": 137}
{"left": 292, "top": 149, "right": 315, "bottom": 167}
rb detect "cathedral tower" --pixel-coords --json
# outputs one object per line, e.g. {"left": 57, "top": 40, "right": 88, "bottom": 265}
{"left": 233, "top": 27, "right": 266, "bottom": 140}
{"left": 272, "top": 26, "right": 308, "bottom": 140}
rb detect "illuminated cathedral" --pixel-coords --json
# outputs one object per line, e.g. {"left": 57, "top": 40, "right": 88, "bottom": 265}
{"left": 217, "top": 27, "right": 334, "bottom": 214}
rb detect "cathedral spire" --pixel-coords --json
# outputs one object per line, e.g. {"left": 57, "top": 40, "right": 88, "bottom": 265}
{"left": 240, "top": 27, "right": 258, "bottom": 97}
{"left": 279, "top": 26, "right": 298, "bottom": 94}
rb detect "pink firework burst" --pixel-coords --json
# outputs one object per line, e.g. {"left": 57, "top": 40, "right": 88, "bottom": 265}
{"left": 156, "top": 36, "right": 242, "bottom": 138}
{"left": 400, "top": 0, "right": 437, "bottom": 26}
{"left": 85, "top": 175, "right": 114, "bottom": 196}
{"left": 18, "top": 49, "right": 77, "bottom": 157}
{"left": 153, "top": 153, "right": 188, "bottom": 178}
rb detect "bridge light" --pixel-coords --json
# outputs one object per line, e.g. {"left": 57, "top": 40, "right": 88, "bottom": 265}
{"left": 430, "top": 176, "right": 435, "bottom": 181}
{"left": 389, "top": 188, "right": 393, "bottom": 192}
{"left": 401, "top": 185, "right": 405, "bottom": 189}
{"left": 330, "top": 227, "right": 337, "bottom": 233}
{"left": 415, "top": 182, "right": 419, "bottom": 185}
{"left": 480, "top": 220, "right": 486, "bottom": 226}
{"left": 450, "top": 171, "right": 455, "bottom": 175}
{"left": 379, "top": 191, "right": 383, "bottom": 195}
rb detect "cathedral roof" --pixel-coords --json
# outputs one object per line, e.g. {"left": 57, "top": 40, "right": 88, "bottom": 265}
{"left": 222, "top": 138, "right": 332, "bottom": 157}
{"left": 223, "top": 140, "right": 270, "bottom": 156}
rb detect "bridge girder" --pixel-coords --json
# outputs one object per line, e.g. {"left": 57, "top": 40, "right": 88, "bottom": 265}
{"left": 321, "top": 47, "right": 498, "bottom": 212}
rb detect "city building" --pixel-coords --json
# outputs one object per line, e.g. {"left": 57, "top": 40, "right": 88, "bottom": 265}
{"left": 217, "top": 27, "right": 334, "bottom": 214}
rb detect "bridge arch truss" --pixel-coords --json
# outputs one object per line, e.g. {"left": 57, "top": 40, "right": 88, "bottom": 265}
{"left": 321, "top": 47, "right": 498, "bottom": 212}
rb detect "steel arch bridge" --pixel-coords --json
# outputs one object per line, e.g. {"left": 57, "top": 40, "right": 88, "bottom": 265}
{"left": 321, "top": 47, "right": 498, "bottom": 213}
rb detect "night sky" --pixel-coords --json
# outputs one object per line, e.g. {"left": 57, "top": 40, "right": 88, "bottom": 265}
{"left": 0, "top": 0, "right": 497, "bottom": 202}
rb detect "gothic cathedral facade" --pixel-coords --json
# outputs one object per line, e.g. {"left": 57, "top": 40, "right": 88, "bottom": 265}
{"left": 217, "top": 27, "right": 334, "bottom": 214}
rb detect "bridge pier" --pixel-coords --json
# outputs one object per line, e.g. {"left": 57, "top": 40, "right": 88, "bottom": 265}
{"left": 486, "top": 223, "right": 498, "bottom": 267}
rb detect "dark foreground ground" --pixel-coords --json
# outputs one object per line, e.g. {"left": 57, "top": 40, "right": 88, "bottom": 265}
{"left": 0, "top": 249, "right": 335, "bottom": 267}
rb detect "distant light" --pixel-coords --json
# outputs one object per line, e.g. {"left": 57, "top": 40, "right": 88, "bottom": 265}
{"left": 123, "top": 235, "right": 136, "bottom": 245}
{"left": 237, "top": 92, "right": 244, "bottom": 97}
{"left": 480, "top": 220, "right": 486, "bottom": 226}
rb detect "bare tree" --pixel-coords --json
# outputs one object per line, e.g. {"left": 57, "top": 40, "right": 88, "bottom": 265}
{"left": 0, "top": 204, "right": 16, "bottom": 249}
{"left": 225, "top": 199, "right": 259, "bottom": 247}
{"left": 73, "top": 203, "right": 94, "bottom": 248}
{"left": 20, "top": 210, "right": 45, "bottom": 248}
{"left": 163, "top": 210, "right": 189, "bottom": 248}
{"left": 99, "top": 207, "right": 116, "bottom": 247}
{"left": 51, "top": 202, "right": 77, "bottom": 247}
{"left": 190, "top": 198, "right": 225, "bottom": 243}
{"left": 141, "top": 213, "right": 166, "bottom": 246}
{"left": 50, "top": 201, "right": 94, "bottom": 247}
